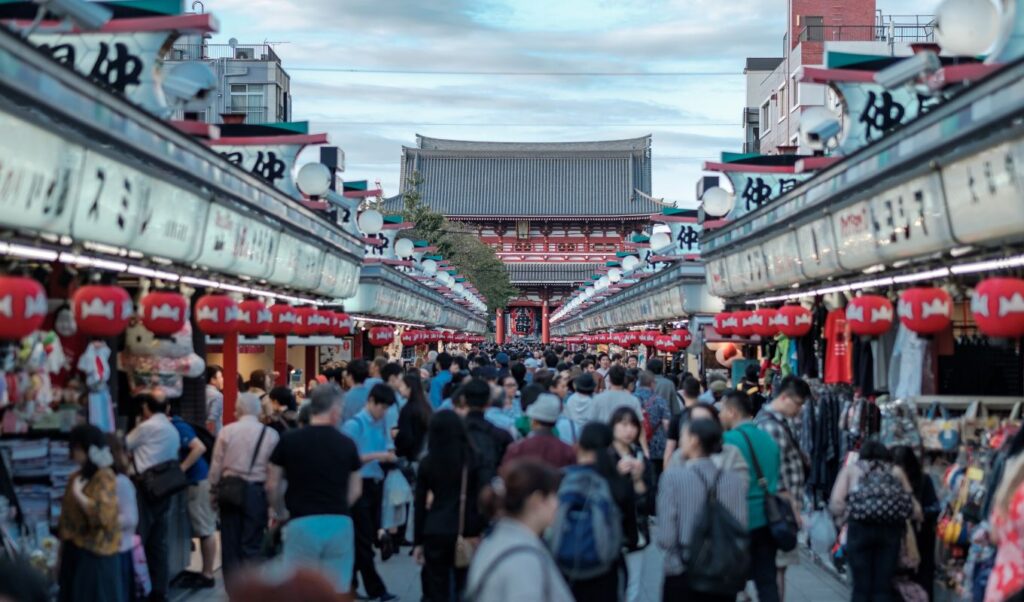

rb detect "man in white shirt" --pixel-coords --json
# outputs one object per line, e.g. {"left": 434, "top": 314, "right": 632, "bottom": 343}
{"left": 126, "top": 393, "right": 181, "bottom": 601}
{"left": 209, "top": 393, "right": 280, "bottom": 580}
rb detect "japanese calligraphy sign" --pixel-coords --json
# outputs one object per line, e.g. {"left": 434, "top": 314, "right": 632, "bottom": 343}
{"left": 0, "top": 112, "right": 82, "bottom": 236}
{"left": 667, "top": 220, "right": 703, "bottom": 257}
{"left": 761, "top": 231, "right": 803, "bottom": 287}
{"left": 834, "top": 82, "right": 942, "bottom": 155}
{"left": 795, "top": 216, "right": 840, "bottom": 279}
{"left": 943, "top": 140, "right": 1024, "bottom": 245}
{"left": 214, "top": 143, "right": 304, "bottom": 198}
{"left": 195, "top": 204, "right": 279, "bottom": 279}
{"left": 869, "top": 172, "right": 953, "bottom": 263}
{"left": 30, "top": 31, "right": 175, "bottom": 117}
{"left": 269, "top": 233, "right": 326, "bottom": 290}
{"left": 721, "top": 171, "right": 814, "bottom": 220}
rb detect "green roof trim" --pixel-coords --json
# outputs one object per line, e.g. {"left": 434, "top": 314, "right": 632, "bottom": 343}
{"left": 256, "top": 121, "right": 309, "bottom": 134}
{"left": 383, "top": 214, "right": 403, "bottom": 224}
{"left": 631, "top": 234, "right": 650, "bottom": 243}
{"left": 413, "top": 240, "right": 430, "bottom": 247}
{"left": 616, "top": 251, "right": 637, "bottom": 258}
{"left": 605, "top": 261, "right": 621, "bottom": 267}
{"left": 425, "top": 255, "right": 443, "bottom": 261}
{"left": 722, "top": 151, "right": 760, "bottom": 163}
{"left": 826, "top": 51, "right": 890, "bottom": 69}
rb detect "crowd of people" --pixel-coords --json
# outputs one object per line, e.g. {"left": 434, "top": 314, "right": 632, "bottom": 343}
{"left": 35, "top": 343, "right": 1024, "bottom": 602}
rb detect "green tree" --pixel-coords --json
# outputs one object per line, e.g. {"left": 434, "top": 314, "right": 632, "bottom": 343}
{"left": 401, "top": 171, "right": 517, "bottom": 313}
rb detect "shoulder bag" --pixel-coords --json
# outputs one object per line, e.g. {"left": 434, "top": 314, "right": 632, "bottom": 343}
{"left": 217, "top": 426, "right": 268, "bottom": 509}
{"left": 454, "top": 464, "right": 477, "bottom": 568}
{"left": 738, "top": 429, "right": 798, "bottom": 552}
{"left": 134, "top": 458, "right": 188, "bottom": 503}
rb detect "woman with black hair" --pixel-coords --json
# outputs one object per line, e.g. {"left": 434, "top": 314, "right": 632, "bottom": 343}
{"left": 267, "top": 386, "right": 299, "bottom": 434}
{"left": 57, "top": 424, "right": 124, "bottom": 602}
{"left": 656, "top": 418, "right": 748, "bottom": 602}
{"left": 394, "top": 374, "right": 432, "bottom": 462}
{"left": 609, "top": 407, "right": 654, "bottom": 602}
{"left": 412, "top": 410, "right": 485, "bottom": 601}
{"left": 564, "top": 421, "right": 633, "bottom": 602}
{"left": 830, "top": 440, "right": 921, "bottom": 602}
{"left": 891, "top": 445, "right": 940, "bottom": 598}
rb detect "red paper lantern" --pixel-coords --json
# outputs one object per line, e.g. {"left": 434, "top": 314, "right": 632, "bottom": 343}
{"left": 401, "top": 329, "right": 421, "bottom": 346}
{"left": 847, "top": 295, "right": 894, "bottom": 337}
{"left": 307, "top": 309, "right": 334, "bottom": 335}
{"left": 71, "top": 284, "right": 132, "bottom": 338}
{"left": 369, "top": 326, "right": 395, "bottom": 346}
{"left": 291, "top": 306, "right": 316, "bottom": 336}
{"left": 972, "top": 278, "right": 1024, "bottom": 338}
{"left": 623, "top": 331, "right": 641, "bottom": 347}
{"left": 140, "top": 290, "right": 188, "bottom": 336}
{"left": 0, "top": 276, "right": 46, "bottom": 340}
{"left": 237, "top": 300, "right": 271, "bottom": 336}
{"left": 714, "top": 312, "right": 737, "bottom": 337}
{"left": 775, "top": 305, "right": 813, "bottom": 338}
{"left": 750, "top": 308, "right": 779, "bottom": 338}
{"left": 638, "top": 331, "right": 658, "bottom": 346}
{"left": 333, "top": 312, "right": 354, "bottom": 337}
{"left": 269, "top": 304, "right": 299, "bottom": 336}
{"left": 732, "top": 310, "right": 754, "bottom": 337}
{"left": 898, "top": 288, "right": 952, "bottom": 335}
{"left": 670, "top": 329, "right": 692, "bottom": 350}
{"left": 654, "top": 335, "right": 676, "bottom": 353}
{"left": 194, "top": 294, "right": 239, "bottom": 336}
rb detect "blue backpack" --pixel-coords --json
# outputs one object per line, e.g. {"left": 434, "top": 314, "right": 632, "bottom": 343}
{"left": 547, "top": 466, "right": 622, "bottom": 581}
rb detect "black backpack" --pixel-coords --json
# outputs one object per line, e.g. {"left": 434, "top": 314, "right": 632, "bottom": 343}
{"left": 185, "top": 421, "right": 216, "bottom": 465}
{"left": 684, "top": 468, "right": 751, "bottom": 596}
{"left": 847, "top": 461, "right": 913, "bottom": 524}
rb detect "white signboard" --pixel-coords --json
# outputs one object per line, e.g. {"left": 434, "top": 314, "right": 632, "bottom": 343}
{"left": 196, "top": 205, "right": 279, "bottom": 279}
{"left": 831, "top": 200, "right": 877, "bottom": 271}
{"left": 130, "top": 179, "right": 209, "bottom": 263}
{"left": 72, "top": 151, "right": 157, "bottom": 247}
{"left": 0, "top": 113, "right": 82, "bottom": 236}
{"left": 761, "top": 231, "right": 803, "bottom": 287}
{"left": 269, "top": 233, "right": 325, "bottom": 290}
{"left": 705, "top": 258, "right": 732, "bottom": 297}
{"left": 870, "top": 172, "right": 953, "bottom": 262}
{"left": 796, "top": 217, "right": 840, "bottom": 279}
{"left": 214, "top": 144, "right": 304, "bottom": 199}
{"left": 944, "top": 141, "right": 1024, "bottom": 245}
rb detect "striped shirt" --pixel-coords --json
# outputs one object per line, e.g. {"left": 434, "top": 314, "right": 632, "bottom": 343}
{"left": 755, "top": 407, "right": 805, "bottom": 497}
{"left": 656, "top": 457, "right": 748, "bottom": 575}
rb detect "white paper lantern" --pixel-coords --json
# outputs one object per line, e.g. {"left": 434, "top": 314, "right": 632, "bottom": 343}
{"left": 357, "top": 209, "right": 384, "bottom": 235}
{"left": 609, "top": 268, "right": 623, "bottom": 283}
{"left": 651, "top": 232, "right": 671, "bottom": 250}
{"left": 622, "top": 255, "right": 640, "bottom": 272}
{"left": 701, "top": 186, "right": 735, "bottom": 217}
{"left": 422, "top": 259, "right": 438, "bottom": 275}
{"left": 394, "top": 238, "right": 415, "bottom": 258}
{"left": 597, "top": 276, "right": 610, "bottom": 290}
{"left": 453, "top": 283, "right": 466, "bottom": 295}
{"left": 295, "top": 163, "right": 332, "bottom": 197}
{"left": 935, "top": 0, "right": 1001, "bottom": 56}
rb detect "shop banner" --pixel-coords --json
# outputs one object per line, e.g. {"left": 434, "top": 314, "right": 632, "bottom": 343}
{"left": 269, "top": 232, "right": 325, "bottom": 291}
{"left": 869, "top": 172, "right": 953, "bottom": 263}
{"left": 195, "top": 204, "right": 279, "bottom": 279}
{"left": 721, "top": 171, "right": 815, "bottom": 220}
{"left": 761, "top": 231, "right": 803, "bottom": 287}
{"left": 943, "top": 140, "right": 1024, "bottom": 245}
{"left": 213, "top": 143, "right": 306, "bottom": 199}
{"left": 316, "top": 252, "right": 360, "bottom": 300}
{"left": 667, "top": 219, "right": 703, "bottom": 257}
{"left": 705, "top": 258, "right": 732, "bottom": 298}
{"left": 831, "top": 200, "right": 877, "bottom": 271}
{"left": 834, "top": 81, "right": 940, "bottom": 156}
{"left": 795, "top": 216, "right": 841, "bottom": 279}
{"left": 0, "top": 112, "right": 82, "bottom": 236}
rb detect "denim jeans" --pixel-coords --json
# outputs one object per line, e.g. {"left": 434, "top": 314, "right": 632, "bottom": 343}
{"left": 283, "top": 515, "right": 355, "bottom": 594}
{"left": 846, "top": 520, "right": 903, "bottom": 602}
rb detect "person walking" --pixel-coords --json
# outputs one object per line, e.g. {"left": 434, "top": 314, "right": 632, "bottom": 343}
{"left": 108, "top": 435, "right": 140, "bottom": 602}
{"left": 502, "top": 394, "right": 576, "bottom": 470}
{"left": 565, "top": 373, "right": 597, "bottom": 429}
{"left": 205, "top": 365, "right": 225, "bottom": 436}
{"left": 656, "top": 418, "right": 748, "bottom": 602}
{"left": 125, "top": 393, "right": 180, "bottom": 602}
{"left": 830, "top": 440, "right": 920, "bottom": 602}
{"left": 413, "top": 411, "right": 486, "bottom": 601}
{"left": 609, "top": 408, "right": 653, "bottom": 602}
{"left": 170, "top": 413, "right": 217, "bottom": 589}
{"left": 266, "top": 385, "right": 363, "bottom": 595}
{"left": 466, "top": 459, "right": 573, "bottom": 602}
{"left": 57, "top": 425, "right": 123, "bottom": 602}
{"left": 342, "top": 384, "right": 399, "bottom": 602}
{"left": 720, "top": 390, "right": 782, "bottom": 602}
{"left": 394, "top": 373, "right": 432, "bottom": 462}
{"left": 266, "top": 386, "right": 299, "bottom": 434}
{"left": 892, "top": 445, "right": 940, "bottom": 599}
{"left": 591, "top": 365, "right": 643, "bottom": 424}
{"left": 646, "top": 358, "right": 681, "bottom": 416}
{"left": 429, "top": 352, "right": 454, "bottom": 410}
{"left": 634, "top": 371, "right": 670, "bottom": 479}
{"left": 460, "top": 378, "right": 513, "bottom": 482}
{"left": 755, "top": 375, "right": 811, "bottom": 599}
{"left": 342, "top": 360, "right": 373, "bottom": 422}
{"left": 208, "top": 393, "right": 279, "bottom": 581}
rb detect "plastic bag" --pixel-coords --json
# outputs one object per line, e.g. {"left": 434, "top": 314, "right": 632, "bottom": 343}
{"left": 809, "top": 509, "right": 837, "bottom": 557}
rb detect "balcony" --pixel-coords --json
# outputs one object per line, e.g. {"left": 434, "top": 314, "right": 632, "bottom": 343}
{"left": 799, "top": 23, "right": 935, "bottom": 44}
{"left": 168, "top": 43, "right": 281, "bottom": 64}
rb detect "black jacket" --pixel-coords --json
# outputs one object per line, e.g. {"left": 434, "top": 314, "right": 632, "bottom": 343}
{"left": 414, "top": 452, "right": 487, "bottom": 543}
{"left": 394, "top": 402, "right": 430, "bottom": 461}
{"left": 464, "top": 412, "right": 512, "bottom": 482}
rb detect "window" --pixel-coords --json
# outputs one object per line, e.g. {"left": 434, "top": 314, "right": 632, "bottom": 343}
{"left": 791, "top": 76, "right": 799, "bottom": 109}
{"left": 229, "top": 84, "right": 265, "bottom": 121}
{"left": 759, "top": 100, "right": 771, "bottom": 133}
{"left": 826, "top": 87, "right": 841, "bottom": 111}
{"left": 516, "top": 220, "right": 530, "bottom": 239}
{"left": 778, "top": 84, "right": 786, "bottom": 122}
{"left": 803, "top": 16, "right": 824, "bottom": 41}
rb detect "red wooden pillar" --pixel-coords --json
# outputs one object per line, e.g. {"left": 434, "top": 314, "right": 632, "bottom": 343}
{"left": 274, "top": 335, "right": 288, "bottom": 386}
{"left": 222, "top": 332, "right": 238, "bottom": 425}
{"left": 305, "top": 346, "right": 317, "bottom": 387}
{"left": 496, "top": 309, "right": 505, "bottom": 345}
{"left": 541, "top": 300, "right": 550, "bottom": 345}
{"left": 353, "top": 331, "right": 364, "bottom": 360}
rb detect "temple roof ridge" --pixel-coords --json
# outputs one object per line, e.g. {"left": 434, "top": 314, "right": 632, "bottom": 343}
{"left": 413, "top": 134, "right": 652, "bottom": 153}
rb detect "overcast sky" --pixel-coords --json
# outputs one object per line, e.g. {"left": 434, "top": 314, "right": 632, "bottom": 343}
{"left": 207, "top": 0, "right": 940, "bottom": 205}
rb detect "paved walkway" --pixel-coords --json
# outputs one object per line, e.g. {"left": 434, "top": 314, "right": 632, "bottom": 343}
{"left": 172, "top": 540, "right": 850, "bottom": 601}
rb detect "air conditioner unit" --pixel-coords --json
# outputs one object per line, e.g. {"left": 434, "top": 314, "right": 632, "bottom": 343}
{"left": 234, "top": 47, "right": 255, "bottom": 60}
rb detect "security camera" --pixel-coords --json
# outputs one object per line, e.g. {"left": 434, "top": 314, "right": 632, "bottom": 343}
{"left": 800, "top": 106, "right": 842, "bottom": 152}
{"left": 33, "top": 0, "right": 112, "bottom": 31}
{"left": 874, "top": 50, "right": 941, "bottom": 90}
{"left": 163, "top": 62, "right": 218, "bottom": 105}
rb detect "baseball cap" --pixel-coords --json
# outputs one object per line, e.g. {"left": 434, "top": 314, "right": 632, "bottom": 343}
{"left": 526, "top": 393, "right": 562, "bottom": 423}
{"left": 495, "top": 352, "right": 510, "bottom": 366}
{"left": 525, "top": 358, "right": 541, "bottom": 369}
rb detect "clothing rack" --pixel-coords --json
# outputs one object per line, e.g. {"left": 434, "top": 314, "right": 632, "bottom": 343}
{"left": 909, "top": 396, "right": 1023, "bottom": 411}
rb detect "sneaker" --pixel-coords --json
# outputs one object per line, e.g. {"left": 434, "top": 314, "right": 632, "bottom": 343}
{"left": 376, "top": 593, "right": 399, "bottom": 602}
{"left": 192, "top": 575, "right": 216, "bottom": 589}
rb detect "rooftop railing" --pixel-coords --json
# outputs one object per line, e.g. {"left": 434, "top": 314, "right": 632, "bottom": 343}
{"left": 168, "top": 43, "right": 281, "bottom": 63}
